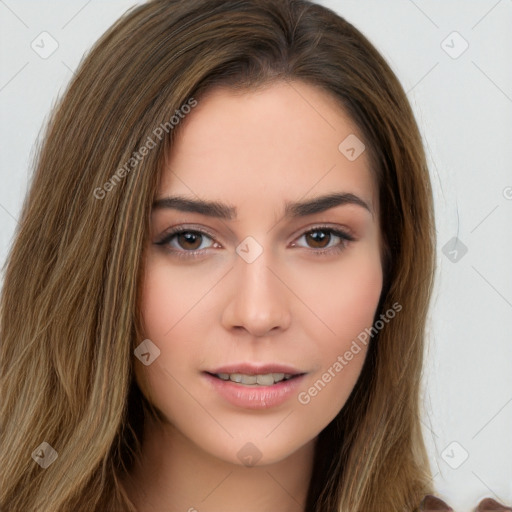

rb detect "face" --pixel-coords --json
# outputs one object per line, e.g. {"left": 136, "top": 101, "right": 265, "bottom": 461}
{"left": 135, "top": 80, "right": 383, "bottom": 466}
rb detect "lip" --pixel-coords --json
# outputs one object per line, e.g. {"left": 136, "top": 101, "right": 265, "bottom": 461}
{"left": 203, "top": 363, "right": 306, "bottom": 410}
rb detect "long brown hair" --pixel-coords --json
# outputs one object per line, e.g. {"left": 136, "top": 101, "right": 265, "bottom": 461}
{"left": 0, "top": 1, "right": 436, "bottom": 510}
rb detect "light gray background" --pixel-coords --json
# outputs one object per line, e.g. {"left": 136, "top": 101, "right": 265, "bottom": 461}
{"left": 1, "top": 1, "right": 511, "bottom": 510}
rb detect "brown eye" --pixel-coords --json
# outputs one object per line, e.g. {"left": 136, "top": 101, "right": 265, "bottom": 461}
{"left": 156, "top": 229, "right": 216, "bottom": 253}
{"left": 292, "top": 226, "right": 354, "bottom": 255}
{"left": 305, "top": 230, "right": 332, "bottom": 249}
{"left": 176, "top": 232, "right": 203, "bottom": 250}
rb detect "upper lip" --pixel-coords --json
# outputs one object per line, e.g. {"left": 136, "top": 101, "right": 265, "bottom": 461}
{"left": 206, "top": 363, "right": 304, "bottom": 376}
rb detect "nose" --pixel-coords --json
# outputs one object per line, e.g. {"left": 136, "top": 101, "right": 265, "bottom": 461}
{"left": 221, "top": 247, "right": 292, "bottom": 337}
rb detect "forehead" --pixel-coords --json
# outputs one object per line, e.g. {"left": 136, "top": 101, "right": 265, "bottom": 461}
{"left": 159, "top": 80, "right": 377, "bottom": 213}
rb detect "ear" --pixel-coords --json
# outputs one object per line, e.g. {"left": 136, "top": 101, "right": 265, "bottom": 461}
{"left": 420, "top": 494, "right": 453, "bottom": 511}
{"left": 476, "top": 498, "right": 512, "bottom": 511}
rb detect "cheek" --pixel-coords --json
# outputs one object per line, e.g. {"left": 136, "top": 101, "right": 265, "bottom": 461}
{"left": 137, "top": 257, "right": 212, "bottom": 343}
{"left": 293, "top": 249, "right": 382, "bottom": 419}
{"left": 139, "top": 258, "right": 220, "bottom": 339}
{"left": 295, "top": 244, "right": 383, "bottom": 347}
{"left": 333, "top": 255, "right": 383, "bottom": 341}
{"left": 134, "top": 260, "right": 205, "bottom": 403}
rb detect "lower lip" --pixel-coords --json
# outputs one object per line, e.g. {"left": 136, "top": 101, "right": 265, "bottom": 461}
{"left": 203, "top": 372, "right": 306, "bottom": 410}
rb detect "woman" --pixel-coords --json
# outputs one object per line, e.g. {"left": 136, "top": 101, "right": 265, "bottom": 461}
{"left": 1, "top": 0, "right": 439, "bottom": 510}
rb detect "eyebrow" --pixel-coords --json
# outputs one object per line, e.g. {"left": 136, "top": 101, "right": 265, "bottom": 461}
{"left": 152, "top": 192, "right": 372, "bottom": 219}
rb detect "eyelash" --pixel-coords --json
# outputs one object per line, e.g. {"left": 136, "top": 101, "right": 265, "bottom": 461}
{"left": 155, "top": 224, "right": 355, "bottom": 260}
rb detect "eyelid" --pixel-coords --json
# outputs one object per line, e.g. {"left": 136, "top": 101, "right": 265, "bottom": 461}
{"left": 155, "top": 224, "right": 218, "bottom": 246}
{"left": 290, "top": 222, "right": 356, "bottom": 243}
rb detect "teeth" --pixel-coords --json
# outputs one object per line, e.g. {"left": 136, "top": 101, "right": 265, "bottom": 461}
{"left": 214, "top": 372, "right": 294, "bottom": 385}
{"left": 241, "top": 375, "right": 258, "bottom": 385}
{"left": 256, "top": 374, "right": 274, "bottom": 386}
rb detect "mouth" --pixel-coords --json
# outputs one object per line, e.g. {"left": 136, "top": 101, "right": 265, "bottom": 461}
{"left": 203, "top": 364, "right": 307, "bottom": 409}
{"left": 205, "top": 363, "right": 305, "bottom": 386}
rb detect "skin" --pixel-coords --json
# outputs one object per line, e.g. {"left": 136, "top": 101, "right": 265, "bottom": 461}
{"left": 124, "top": 80, "right": 383, "bottom": 512}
